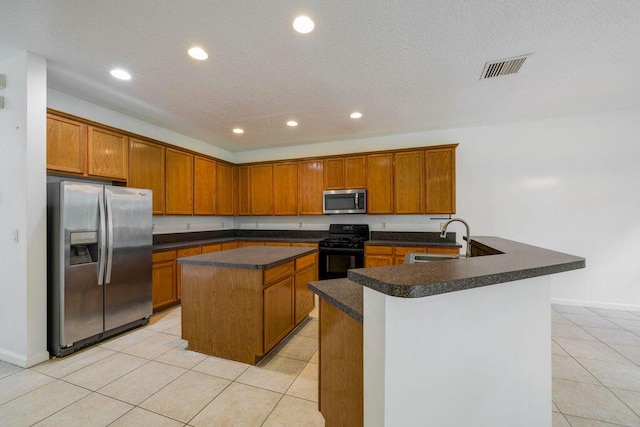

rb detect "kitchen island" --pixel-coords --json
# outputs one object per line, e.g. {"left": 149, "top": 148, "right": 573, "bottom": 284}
{"left": 309, "top": 236, "right": 585, "bottom": 427}
{"left": 178, "top": 246, "right": 317, "bottom": 365}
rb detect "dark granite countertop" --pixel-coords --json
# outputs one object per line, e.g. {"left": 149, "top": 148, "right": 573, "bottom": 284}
{"left": 177, "top": 246, "right": 317, "bottom": 270}
{"left": 308, "top": 279, "right": 363, "bottom": 323}
{"left": 310, "top": 236, "right": 585, "bottom": 319}
{"left": 347, "top": 236, "right": 585, "bottom": 298}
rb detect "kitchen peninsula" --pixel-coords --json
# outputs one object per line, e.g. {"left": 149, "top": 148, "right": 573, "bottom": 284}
{"left": 178, "top": 246, "right": 317, "bottom": 365}
{"left": 310, "top": 237, "right": 585, "bottom": 427}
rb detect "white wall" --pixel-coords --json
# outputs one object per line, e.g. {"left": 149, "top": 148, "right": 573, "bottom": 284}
{"left": 0, "top": 44, "right": 48, "bottom": 367}
{"left": 235, "top": 109, "right": 640, "bottom": 309}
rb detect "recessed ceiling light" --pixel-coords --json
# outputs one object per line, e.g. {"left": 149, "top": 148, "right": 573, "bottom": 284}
{"left": 232, "top": 128, "right": 244, "bottom": 134}
{"left": 110, "top": 68, "right": 131, "bottom": 80}
{"left": 188, "top": 47, "right": 208, "bottom": 60}
{"left": 350, "top": 112, "right": 363, "bottom": 119}
{"left": 287, "top": 120, "right": 298, "bottom": 127}
{"left": 293, "top": 15, "right": 314, "bottom": 34}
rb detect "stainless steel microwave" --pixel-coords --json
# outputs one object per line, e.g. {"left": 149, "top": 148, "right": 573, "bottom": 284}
{"left": 323, "top": 189, "right": 367, "bottom": 214}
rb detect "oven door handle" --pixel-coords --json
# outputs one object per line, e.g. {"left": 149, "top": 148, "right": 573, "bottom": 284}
{"left": 318, "top": 247, "right": 365, "bottom": 253}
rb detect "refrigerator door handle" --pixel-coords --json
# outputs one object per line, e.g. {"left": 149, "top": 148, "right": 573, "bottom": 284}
{"left": 105, "top": 191, "right": 114, "bottom": 285}
{"left": 98, "top": 191, "right": 107, "bottom": 286}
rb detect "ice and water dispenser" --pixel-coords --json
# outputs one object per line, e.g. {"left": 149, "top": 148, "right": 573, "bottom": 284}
{"left": 69, "top": 231, "right": 98, "bottom": 265}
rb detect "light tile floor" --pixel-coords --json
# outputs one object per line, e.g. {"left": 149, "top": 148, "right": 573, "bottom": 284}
{"left": 4, "top": 304, "right": 640, "bottom": 426}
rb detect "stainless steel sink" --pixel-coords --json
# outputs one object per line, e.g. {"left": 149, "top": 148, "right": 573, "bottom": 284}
{"left": 404, "top": 253, "right": 467, "bottom": 264}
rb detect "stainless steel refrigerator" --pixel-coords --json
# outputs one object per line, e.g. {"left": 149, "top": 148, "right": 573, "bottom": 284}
{"left": 47, "top": 180, "right": 153, "bottom": 357}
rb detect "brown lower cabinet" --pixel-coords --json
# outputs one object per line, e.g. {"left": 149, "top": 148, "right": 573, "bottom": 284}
{"left": 319, "top": 298, "right": 363, "bottom": 427}
{"left": 152, "top": 251, "right": 177, "bottom": 312}
{"left": 365, "top": 244, "right": 460, "bottom": 267}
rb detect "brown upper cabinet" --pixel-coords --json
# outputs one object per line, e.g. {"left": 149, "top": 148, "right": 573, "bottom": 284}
{"left": 394, "top": 151, "right": 424, "bottom": 214}
{"left": 324, "top": 156, "right": 366, "bottom": 189}
{"left": 273, "top": 162, "right": 298, "bottom": 215}
{"left": 194, "top": 156, "right": 217, "bottom": 215}
{"left": 425, "top": 146, "right": 456, "bottom": 214}
{"left": 165, "top": 148, "right": 194, "bottom": 215}
{"left": 47, "top": 113, "right": 128, "bottom": 181}
{"left": 129, "top": 138, "right": 166, "bottom": 214}
{"left": 237, "top": 166, "right": 251, "bottom": 216}
{"left": 298, "top": 159, "right": 324, "bottom": 215}
{"left": 250, "top": 164, "right": 273, "bottom": 215}
{"left": 47, "top": 114, "right": 86, "bottom": 175}
{"left": 366, "top": 153, "right": 394, "bottom": 214}
{"left": 87, "top": 126, "right": 128, "bottom": 181}
{"left": 217, "top": 163, "right": 234, "bottom": 216}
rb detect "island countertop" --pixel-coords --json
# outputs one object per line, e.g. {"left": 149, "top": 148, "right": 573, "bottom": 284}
{"left": 176, "top": 246, "right": 317, "bottom": 270}
{"left": 309, "top": 236, "right": 585, "bottom": 318}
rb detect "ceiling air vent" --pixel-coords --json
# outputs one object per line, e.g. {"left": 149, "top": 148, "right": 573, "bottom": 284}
{"left": 480, "top": 54, "right": 530, "bottom": 80}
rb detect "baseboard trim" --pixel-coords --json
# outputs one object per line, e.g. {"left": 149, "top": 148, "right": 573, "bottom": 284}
{"left": 551, "top": 298, "right": 640, "bottom": 312}
{"left": 0, "top": 348, "right": 49, "bottom": 368}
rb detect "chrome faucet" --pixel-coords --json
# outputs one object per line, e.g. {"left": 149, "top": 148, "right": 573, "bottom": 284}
{"left": 440, "top": 218, "right": 471, "bottom": 258}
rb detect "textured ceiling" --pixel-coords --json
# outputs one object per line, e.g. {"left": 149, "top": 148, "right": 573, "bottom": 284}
{"left": 1, "top": 0, "right": 639, "bottom": 152}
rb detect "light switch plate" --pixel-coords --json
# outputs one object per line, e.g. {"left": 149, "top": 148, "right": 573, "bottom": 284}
{"left": 0, "top": 74, "right": 5, "bottom": 90}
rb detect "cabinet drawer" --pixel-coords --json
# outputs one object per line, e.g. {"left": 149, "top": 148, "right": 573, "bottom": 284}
{"left": 264, "top": 261, "right": 294, "bottom": 286}
{"left": 295, "top": 253, "right": 316, "bottom": 271}
{"left": 221, "top": 241, "right": 239, "bottom": 250}
{"left": 365, "top": 245, "right": 393, "bottom": 255}
{"left": 201, "top": 244, "right": 222, "bottom": 254}
{"left": 427, "top": 247, "right": 460, "bottom": 254}
{"left": 394, "top": 246, "right": 427, "bottom": 257}
{"left": 177, "top": 247, "right": 202, "bottom": 258}
{"left": 264, "top": 242, "right": 291, "bottom": 247}
{"left": 153, "top": 250, "right": 176, "bottom": 263}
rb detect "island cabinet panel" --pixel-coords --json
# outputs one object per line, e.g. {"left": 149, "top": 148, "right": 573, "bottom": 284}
{"left": 298, "top": 159, "right": 324, "bottom": 215}
{"left": 176, "top": 246, "right": 201, "bottom": 301}
{"left": 165, "top": 148, "right": 194, "bottom": 215}
{"left": 425, "top": 146, "right": 456, "bottom": 214}
{"left": 194, "top": 156, "right": 217, "bottom": 215}
{"left": 237, "top": 166, "right": 251, "bottom": 216}
{"left": 129, "top": 138, "right": 165, "bottom": 214}
{"left": 250, "top": 164, "right": 274, "bottom": 215}
{"left": 182, "top": 265, "right": 264, "bottom": 364}
{"left": 273, "top": 162, "right": 298, "bottom": 215}
{"left": 87, "top": 126, "right": 128, "bottom": 181}
{"left": 46, "top": 114, "right": 86, "bottom": 174}
{"left": 294, "top": 263, "right": 316, "bottom": 324}
{"left": 264, "top": 276, "right": 295, "bottom": 352}
{"left": 366, "top": 153, "right": 393, "bottom": 214}
{"left": 394, "top": 151, "right": 424, "bottom": 214}
{"left": 152, "top": 251, "right": 177, "bottom": 312}
{"left": 320, "top": 299, "right": 363, "bottom": 427}
{"left": 216, "top": 163, "right": 234, "bottom": 215}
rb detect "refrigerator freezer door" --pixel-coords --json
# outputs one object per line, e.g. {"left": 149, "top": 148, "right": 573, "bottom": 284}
{"left": 104, "top": 186, "right": 153, "bottom": 331}
{"left": 59, "top": 182, "right": 105, "bottom": 347}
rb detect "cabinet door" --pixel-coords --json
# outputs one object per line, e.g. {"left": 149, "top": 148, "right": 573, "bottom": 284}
{"left": 298, "top": 160, "right": 324, "bottom": 215}
{"left": 87, "top": 126, "right": 128, "bottom": 180}
{"left": 366, "top": 153, "right": 393, "bottom": 214}
{"left": 394, "top": 151, "right": 424, "bottom": 214}
{"left": 324, "top": 158, "right": 345, "bottom": 189}
{"left": 295, "top": 265, "right": 316, "bottom": 325}
{"left": 425, "top": 147, "right": 456, "bottom": 214}
{"left": 345, "top": 156, "right": 366, "bottom": 188}
{"left": 129, "top": 138, "right": 165, "bottom": 214}
{"left": 46, "top": 114, "right": 86, "bottom": 174}
{"left": 165, "top": 148, "right": 194, "bottom": 215}
{"left": 194, "top": 156, "right": 217, "bottom": 215}
{"left": 250, "top": 164, "right": 274, "bottom": 215}
{"left": 264, "top": 277, "right": 295, "bottom": 352}
{"left": 273, "top": 162, "right": 298, "bottom": 215}
{"left": 217, "top": 163, "right": 234, "bottom": 215}
{"left": 176, "top": 247, "right": 201, "bottom": 301}
{"left": 152, "top": 250, "right": 177, "bottom": 312}
{"left": 237, "top": 166, "right": 251, "bottom": 215}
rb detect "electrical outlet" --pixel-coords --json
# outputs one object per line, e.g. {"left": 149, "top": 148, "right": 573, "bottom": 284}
{"left": 299, "top": 222, "right": 303, "bottom": 228}
{"left": 186, "top": 223, "right": 191, "bottom": 230}
{"left": 255, "top": 222, "right": 259, "bottom": 228}
{"left": 222, "top": 221, "right": 225, "bottom": 228}
{"left": 382, "top": 222, "right": 386, "bottom": 229}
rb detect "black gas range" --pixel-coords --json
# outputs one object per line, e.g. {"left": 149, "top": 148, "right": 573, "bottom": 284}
{"left": 318, "top": 224, "right": 370, "bottom": 280}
